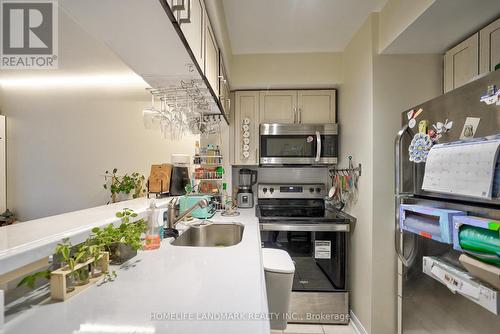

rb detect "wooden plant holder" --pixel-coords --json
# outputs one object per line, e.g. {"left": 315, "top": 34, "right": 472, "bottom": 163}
{"left": 50, "top": 251, "right": 109, "bottom": 301}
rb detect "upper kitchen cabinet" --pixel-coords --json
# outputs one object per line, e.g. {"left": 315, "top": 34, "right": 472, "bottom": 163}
{"left": 259, "top": 90, "right": 337, "bottom": 124}
{"left": 444, "top": 33, "right": 479, "bottom": 93}
{"left": 219, "top": 58, "right": 230, "bottom": 115}
{"left": 176, "top": 0, "right": 205, "bottom": 70}
{"left": 234, "top": 92, "right": 260, "bottom": 165}
{"left": 60, "top": 0, "right": 228, "bottom": 123}
{"left": 297, "top": 90, "right": 336, "bottom": 123}
{"left": 480, "top": 17, "right": 500, "bottom": 75}
{"left": 205, "top": 11, "right": 220, "bottom": 98}
{"left": 259, "top": 91, "right": 297, "bottom": 123}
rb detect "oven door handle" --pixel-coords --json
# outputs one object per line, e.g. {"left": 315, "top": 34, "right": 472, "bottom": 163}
{"left": 315, "top": 131, "right": 321, "bottom": 162}
{"left": 260, "top": 223, "right": 349, "bottom": 232}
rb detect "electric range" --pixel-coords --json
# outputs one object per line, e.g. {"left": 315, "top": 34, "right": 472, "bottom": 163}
{"left": 256, "top": 183, "right": 353, "bottom": 325}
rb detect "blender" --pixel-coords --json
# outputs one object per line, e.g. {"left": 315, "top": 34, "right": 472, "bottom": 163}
{"left": 237, "top": 168, "right": 258, "bottom": 208}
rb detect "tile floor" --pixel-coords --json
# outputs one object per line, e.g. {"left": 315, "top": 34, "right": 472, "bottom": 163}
{"left": 271, "top": 323, "right": 356, "bottom": 334}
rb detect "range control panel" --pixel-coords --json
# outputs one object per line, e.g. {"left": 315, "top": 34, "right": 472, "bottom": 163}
{"left": 258, "top": 183, "right": 326, "bottom": 199}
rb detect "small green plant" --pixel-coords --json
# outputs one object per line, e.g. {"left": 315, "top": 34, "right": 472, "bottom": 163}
{"left": 103, "top": 169, "right": 146, "bottom": 203}
{"left": 18, "top": 209, "right": 146, "bottom": 290}
{"left": 89, "top": 209, "right": 146, "bottom": 252}
{"left": 17, "top": 270, "right": 51, "bottom": 289}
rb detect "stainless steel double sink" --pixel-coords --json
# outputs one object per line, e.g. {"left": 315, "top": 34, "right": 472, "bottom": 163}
{"left": 171, "top": 223, "right": 244, "bottom": 247}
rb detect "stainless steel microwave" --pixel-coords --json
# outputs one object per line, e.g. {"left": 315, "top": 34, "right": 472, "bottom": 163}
{"left": 259, "top": 123, "right": 339, "bottom": 165}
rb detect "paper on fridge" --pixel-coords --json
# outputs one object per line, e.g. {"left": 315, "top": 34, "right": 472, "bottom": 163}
{"left": 422, "top": 139, "right": 500, "bottom": 199}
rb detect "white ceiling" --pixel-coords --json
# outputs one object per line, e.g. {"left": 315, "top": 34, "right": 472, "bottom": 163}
{"left": 222, "top": 0, "right": 387, "bottom": 54}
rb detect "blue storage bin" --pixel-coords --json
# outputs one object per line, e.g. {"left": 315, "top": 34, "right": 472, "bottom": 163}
{"left": 400, "top": 204, "right": 466, "bottom": 244}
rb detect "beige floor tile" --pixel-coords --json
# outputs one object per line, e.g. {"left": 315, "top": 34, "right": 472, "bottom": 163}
{"left": 271, "top": 330, "right": 284, "bottom": 334}
{"left": 284, "top": 323, "right": 324, "bottom": 334}
{"left": 322, "top": 324, "right": 356, "bottom": 334}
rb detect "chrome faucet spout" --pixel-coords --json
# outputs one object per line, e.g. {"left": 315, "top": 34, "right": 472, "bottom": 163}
{"left": 167, "top": 198, "right": 209, "bottom": 229}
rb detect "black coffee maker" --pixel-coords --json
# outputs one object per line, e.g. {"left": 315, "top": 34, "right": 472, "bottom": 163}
{"left": 170, "top": 166, "right": 190, "bottom": 195}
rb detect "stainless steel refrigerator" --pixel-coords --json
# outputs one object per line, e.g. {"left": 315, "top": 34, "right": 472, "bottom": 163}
{"left": 395, "top": 69, "right": 500, "bottom": 334}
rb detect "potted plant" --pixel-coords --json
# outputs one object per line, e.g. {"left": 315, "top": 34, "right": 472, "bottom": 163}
{"left": 103, "top": 169, "right": 146, "bottom": 203}
{"left": 54, "top": 238, "right": 78, "bottom": 291}
{"left": 90, "top": 208, "right": 146, "bottom": 264}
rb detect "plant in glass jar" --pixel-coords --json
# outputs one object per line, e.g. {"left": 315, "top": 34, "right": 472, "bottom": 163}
{"left": 103, "top": 168, "right": 146, "bottom": 203}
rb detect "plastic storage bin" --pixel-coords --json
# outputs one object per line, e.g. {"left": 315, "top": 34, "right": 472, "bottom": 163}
{"left": 453, "top": 215, "right": 500, "bottom": 265}
{"left": 400, "top": 204, "right": 466, "bottom": 244}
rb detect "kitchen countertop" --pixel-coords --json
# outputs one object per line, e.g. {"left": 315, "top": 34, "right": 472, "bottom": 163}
{"left": 0, "top": 198, "right": 172, "bottom": 276}
{"left": 2, "top": 208, "right": 270, "bottom": 334}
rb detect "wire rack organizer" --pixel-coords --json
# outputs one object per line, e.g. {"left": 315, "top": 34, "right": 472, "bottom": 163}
{"left": 329, "top": 156, "right": 362, "bottom": 176}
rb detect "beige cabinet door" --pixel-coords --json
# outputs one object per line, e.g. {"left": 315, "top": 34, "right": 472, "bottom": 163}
{"left": 178, "top": 0, "right": 204, "bottom": 71}
{"left": 259, "top": 91, "right": 297, "bottom": 124}
{"left": 218, "top": 60, "right": 230, "bottom": 115}
{"left": 444, "top": 33, "right": 479, "bottom": 93}
{"left": 234, "top": 92, "right": 259, "bottom": 165}
{"left": 480, "top": 18, "right": 500, "bottom": 75}
{"left": 204, "top": 13, "right": 219, "bottom": 97}
{"left": 297, "top": 90, "right": 336, "bottom": 124}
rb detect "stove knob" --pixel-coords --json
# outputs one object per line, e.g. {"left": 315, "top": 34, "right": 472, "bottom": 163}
{"left": 263, "top": 187, "right": 268, "bottom": 193}
{"left": 309, "top": 187, "right": 314, "bottom": 193}
{"left": 315, "top": 187, "right": 322, "bottom": 193}
{"left": 269, "top": 187, "right": 274, "bottom": 194}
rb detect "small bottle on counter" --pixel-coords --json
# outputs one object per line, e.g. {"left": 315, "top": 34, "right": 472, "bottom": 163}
{"left": 144, "top": 201, "right": 161, "bottom": 250}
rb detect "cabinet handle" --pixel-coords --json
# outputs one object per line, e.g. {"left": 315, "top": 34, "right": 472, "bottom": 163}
{"left": 298, "top": 108, "right": 302, "bottom": 123}
{"left": 218, "top": 75, "right": 227, "bottom": 84}
{"left": 255, "top": 148, "right": 258, "bottom": 163}
{"left": 293, "top": 107, "right": 297, "bottom": 123}
{"left": 172, "top": 0, "right": 186, "bottom": 11}
{"left": 227, "top": 98, "right": 231, "bottom": 111}
{"left": 177, "top": 0, "right": 191, "bottom": 24}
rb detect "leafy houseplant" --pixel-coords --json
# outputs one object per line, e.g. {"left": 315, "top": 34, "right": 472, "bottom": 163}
{"left": 90, "top": 208, "right": 146, "bottom": 264}
{"left": 103, "top": 168, "right": 146, "bottom": 203}
{"left": 18, "top": 209, "right": 144, "bottom": 291}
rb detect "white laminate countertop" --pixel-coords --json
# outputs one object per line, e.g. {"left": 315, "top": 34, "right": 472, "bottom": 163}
{"left": 2, "top": 209, "right": 271, "bottom": 334}
{"left": 0, "top": 198, "right": 172, "bottom": 275}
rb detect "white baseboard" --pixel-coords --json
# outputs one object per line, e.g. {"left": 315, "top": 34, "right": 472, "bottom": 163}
{"left": 350, "top": 310, "right": 368, "bottom": 334}
{"left": 1, "top": 289, "right": 4, "bottom": 329}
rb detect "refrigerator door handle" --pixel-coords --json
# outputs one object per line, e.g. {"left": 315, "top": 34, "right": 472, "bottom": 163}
{"left": 395, "top": 124, "right": 418, "bottom": 267}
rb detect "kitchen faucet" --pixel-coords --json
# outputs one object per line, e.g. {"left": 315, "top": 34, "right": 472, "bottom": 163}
{"left": 164, "top": 198, "right": 209, "bottom": 238}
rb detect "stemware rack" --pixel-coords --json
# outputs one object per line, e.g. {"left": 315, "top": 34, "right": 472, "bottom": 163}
{"left": 143, "top": 80, "right": 224, "bottom": 139}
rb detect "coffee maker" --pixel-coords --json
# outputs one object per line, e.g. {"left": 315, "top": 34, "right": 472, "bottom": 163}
{"left": 169, "top": 154, "right": 190, "bottom": 196}
{"left": 237, "top": 169, "right": 257, "bottom": 208}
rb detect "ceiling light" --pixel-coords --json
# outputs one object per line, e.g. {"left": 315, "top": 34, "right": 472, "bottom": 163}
{"left": 0, "top": 73, "right": 149, "bottom": 89}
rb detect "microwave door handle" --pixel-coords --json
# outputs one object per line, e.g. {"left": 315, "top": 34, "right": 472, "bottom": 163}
{"left": 315, "top": 131, "right": 321, "bottom": 162}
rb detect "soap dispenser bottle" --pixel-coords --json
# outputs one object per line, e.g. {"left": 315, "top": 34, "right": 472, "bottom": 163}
{"left": 144, "top": 201, "right": 161, "bottom": 250}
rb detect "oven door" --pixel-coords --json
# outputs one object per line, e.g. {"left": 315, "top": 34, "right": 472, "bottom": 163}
{"left": 260, "top": 123, "right": 338, "bottom": 165}
{"left": 260, "top": 227, "right": 350, "bottom": 324}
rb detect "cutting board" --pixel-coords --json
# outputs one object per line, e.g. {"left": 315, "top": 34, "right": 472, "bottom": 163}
{"left": 148, "top": 164, "right": 172, "bottom": 193}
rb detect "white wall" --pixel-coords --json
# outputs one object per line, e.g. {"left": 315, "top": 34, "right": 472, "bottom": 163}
{"left": 378, "top": 0, "right": 435, "bottom": 53}
{"left": 0, "top": 9, "right": 197, "bottom": 221}
{"left": 339, "top": 13, "right": 442, "bottom": 334}
{"left": 371, "top": 51, "right": 442, "bottom": 334}
{"left": 231, "top": 52, "right": 343, "bottom": 90}
{"left": 339, "top": 16, "right": 375, "bottom": 333}
{"left": 0, "top": 87, "right": 196, "bottom": 221}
